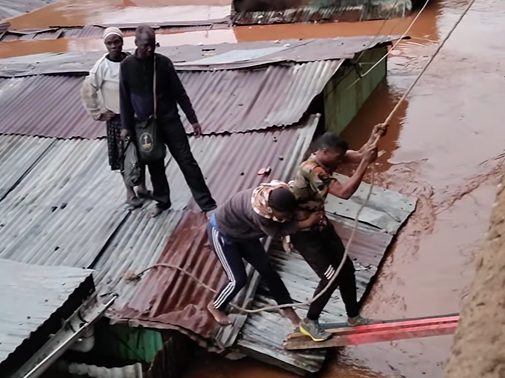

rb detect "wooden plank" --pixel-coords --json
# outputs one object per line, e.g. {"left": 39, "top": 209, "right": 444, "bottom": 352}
{"left": 284, "top": 315, "right": 459, "bottom": 351}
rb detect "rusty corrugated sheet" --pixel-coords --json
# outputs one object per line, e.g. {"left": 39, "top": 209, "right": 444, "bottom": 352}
{"left": 0, "top": 61, "right": 339, "bottom": 137}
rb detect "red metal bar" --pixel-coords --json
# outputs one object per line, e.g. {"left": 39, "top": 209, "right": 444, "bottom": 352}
{"left": 284, "top": 315, "right": 459, "bottom": 351}
{"left": 287, "top": 315, "right": 459, "bottom": 340}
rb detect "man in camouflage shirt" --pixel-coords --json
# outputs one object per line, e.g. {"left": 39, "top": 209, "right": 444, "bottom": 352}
{"left": 289, "top": 126, "right": 384, "bottom": 342}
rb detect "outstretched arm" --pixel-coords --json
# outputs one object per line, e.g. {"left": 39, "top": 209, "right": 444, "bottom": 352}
{"left": 165, "top": 58, "right": 198, "bottom": 125}
{"left": 119, "top": 63, "right": 135, "bottom": 133}
{"left": 329, "top": 142, "right": 378, "bottom": 199}
{"left": 342, "top": 123, "right": 387, "bottom": 164}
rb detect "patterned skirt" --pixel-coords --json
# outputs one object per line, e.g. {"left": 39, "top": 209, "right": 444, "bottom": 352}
{"left": 106, "top": 115, "right": 125, "bottom": 171}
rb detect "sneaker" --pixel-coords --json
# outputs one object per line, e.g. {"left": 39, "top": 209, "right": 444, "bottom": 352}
{"left": 299, "top": 318, "right": 332, "bottom": 342}
{"left": 347, "top": 314, "right": 372, "bottom": 326}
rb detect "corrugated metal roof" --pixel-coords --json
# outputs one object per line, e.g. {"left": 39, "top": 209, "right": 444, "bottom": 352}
{"left": 0, "top": 119, "right": 318, "bottom": 352}
{"left": 231, "top": 1, "right": 411, "bottom": 25}
{"left": 0, "top": 258, "right": 93, "bottom": 369}
{"left": 0, "top": 0, "right": 57, "bottom": 21}
{"left": 327, "top": 173, "right": 416, "bottom": 234}
{"left": 107, "top": 120, "right": 318, "bottom": 349}
{"left": 235, "top": 187, "right": 416, "bottom": 375}
{"left": 0, "top": 61, "right": 340, "bottom": 137}
{"left": 0, "top": 138, "right": 129, "bottom": 266}
{"left": 0, "top": 35, "right": 402, "bottom": 77}
{"left": 0, "top": 20, "right": 231, "bottom": 42}
{"left": 0, "top": 134, "right": 55, "bottom": 201}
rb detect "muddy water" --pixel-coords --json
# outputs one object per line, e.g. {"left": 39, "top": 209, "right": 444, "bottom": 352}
{"left": 7, "top": 0, "right": 231, "bottom": 29}
{"left": 187, "top": 0, "right": 505, "bottom": 378}
{"left": 5, "top": 0, "right": 504, "bottom": 376}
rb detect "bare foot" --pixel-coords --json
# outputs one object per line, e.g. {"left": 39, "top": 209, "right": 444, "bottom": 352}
{"left": 207, "top": 302, "right": 232, "bottom": 326}
{"left": 150, "top": 207, "right": 164, "bottom": 218}
{"left": 280, "top": 307, "right": 301, "bottom": 328}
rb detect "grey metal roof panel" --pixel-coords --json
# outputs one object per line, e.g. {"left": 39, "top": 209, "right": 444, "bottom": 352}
{"left": 0, "top": 135, "right": 54, "bottom": 201}
{"left": 0, "top": 20, "right": 231, "bottom": 41}
{"left": 0, "top": 61, "right": 337, "bottom": 137}
{"left": 0, "top": 35, "right": 402, "bottom": 77}
{"left": 0, "top": 258, "right": 93, "bottom": 367}
{"left": 0, "top": 0, "right": 58, "bottom": 21}
{"left": 326, "top": 173, "right": 417, "bottom": 234}
{"left": 0, "top": 138, "right": 129, "bottom": 267}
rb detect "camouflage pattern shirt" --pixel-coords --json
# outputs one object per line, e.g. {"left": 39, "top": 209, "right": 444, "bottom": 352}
{"left": 289, "top": 154, "right": 335, "bottom": 231}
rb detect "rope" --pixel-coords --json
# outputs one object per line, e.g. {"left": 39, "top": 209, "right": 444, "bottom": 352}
{"left": 125, "top": 0, "right": 475, "bottom": 315}
{"left": 345, "top": 0, "right": 432, "bottom": 91}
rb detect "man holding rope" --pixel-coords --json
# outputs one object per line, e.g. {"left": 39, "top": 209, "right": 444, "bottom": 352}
{"left": 290, "top": 124, "right": 386, "bottom": 342}
{"left": 207, "top": 180, "right": 324, "bottom": 327}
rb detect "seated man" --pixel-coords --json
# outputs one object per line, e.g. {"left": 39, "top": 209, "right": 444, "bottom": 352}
{"left": 289, "top": 125, "right": 385, "bottom": 342}
{"left": 207, "top": 180, "right": 323, "bottom": 326}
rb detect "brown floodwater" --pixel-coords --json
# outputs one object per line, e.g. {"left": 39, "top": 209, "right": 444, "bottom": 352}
{"left": 6, "top": 0, "right": 505, "bottom": 377}
{"left": 7, "top": 0, "right": 231, "bottom": 29}
{"left": 188, "top": 0, "right": 505, "bottom": 377}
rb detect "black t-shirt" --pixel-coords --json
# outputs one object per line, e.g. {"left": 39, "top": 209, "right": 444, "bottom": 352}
{"left": 214, "top": 188, "right": 299, "bottom": 241}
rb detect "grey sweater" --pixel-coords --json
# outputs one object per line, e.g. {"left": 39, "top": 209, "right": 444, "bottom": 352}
{"left": 214, "top": 188, "right": 299, "bottom": 242}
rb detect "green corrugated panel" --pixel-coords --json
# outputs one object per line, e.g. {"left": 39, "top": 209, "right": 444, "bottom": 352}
{"left": 324, "top": 46, "right": 387, "bottom": 135}
{"left": 93, "top": 321, "right": 164, "bottom": 363}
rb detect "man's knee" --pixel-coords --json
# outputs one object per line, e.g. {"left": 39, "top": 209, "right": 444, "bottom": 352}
{"left": 342, "top": 257, "right": 356, "bottom": 274}
{"left": 234, "top": 274, "right": 248, "bottom": 292}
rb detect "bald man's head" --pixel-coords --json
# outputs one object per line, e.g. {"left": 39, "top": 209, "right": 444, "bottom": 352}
{"left": 135, "top": 24, "right": 156, "bottom": 59}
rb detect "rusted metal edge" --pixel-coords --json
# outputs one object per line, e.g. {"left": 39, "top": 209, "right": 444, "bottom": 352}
{"left": 93, "top": 17, "right": 232, "bottom": 29}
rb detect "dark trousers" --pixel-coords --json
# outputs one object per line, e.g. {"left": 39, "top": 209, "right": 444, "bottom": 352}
{"left": 140, "top": 118, "right": 216, "bottom": 212}
{"left": 207, "top": 222, "right": 292, "bottom": 311}
{"left": 291, "top": 224, "right": 360, "bottom": 320}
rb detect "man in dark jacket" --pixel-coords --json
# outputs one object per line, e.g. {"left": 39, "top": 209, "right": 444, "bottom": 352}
{"left": 207, "top": 180, "right": 323, "bottom": 327}
{"left": 120, "top": 24, "right": 216, "bottom": 217}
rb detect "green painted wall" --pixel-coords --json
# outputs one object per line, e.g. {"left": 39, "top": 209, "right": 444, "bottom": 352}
{"left": 324, "top": 46, "right": 387, "bottom": 135}
{"left": 93, "top": 322, "right": 164, "bottom": 363}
